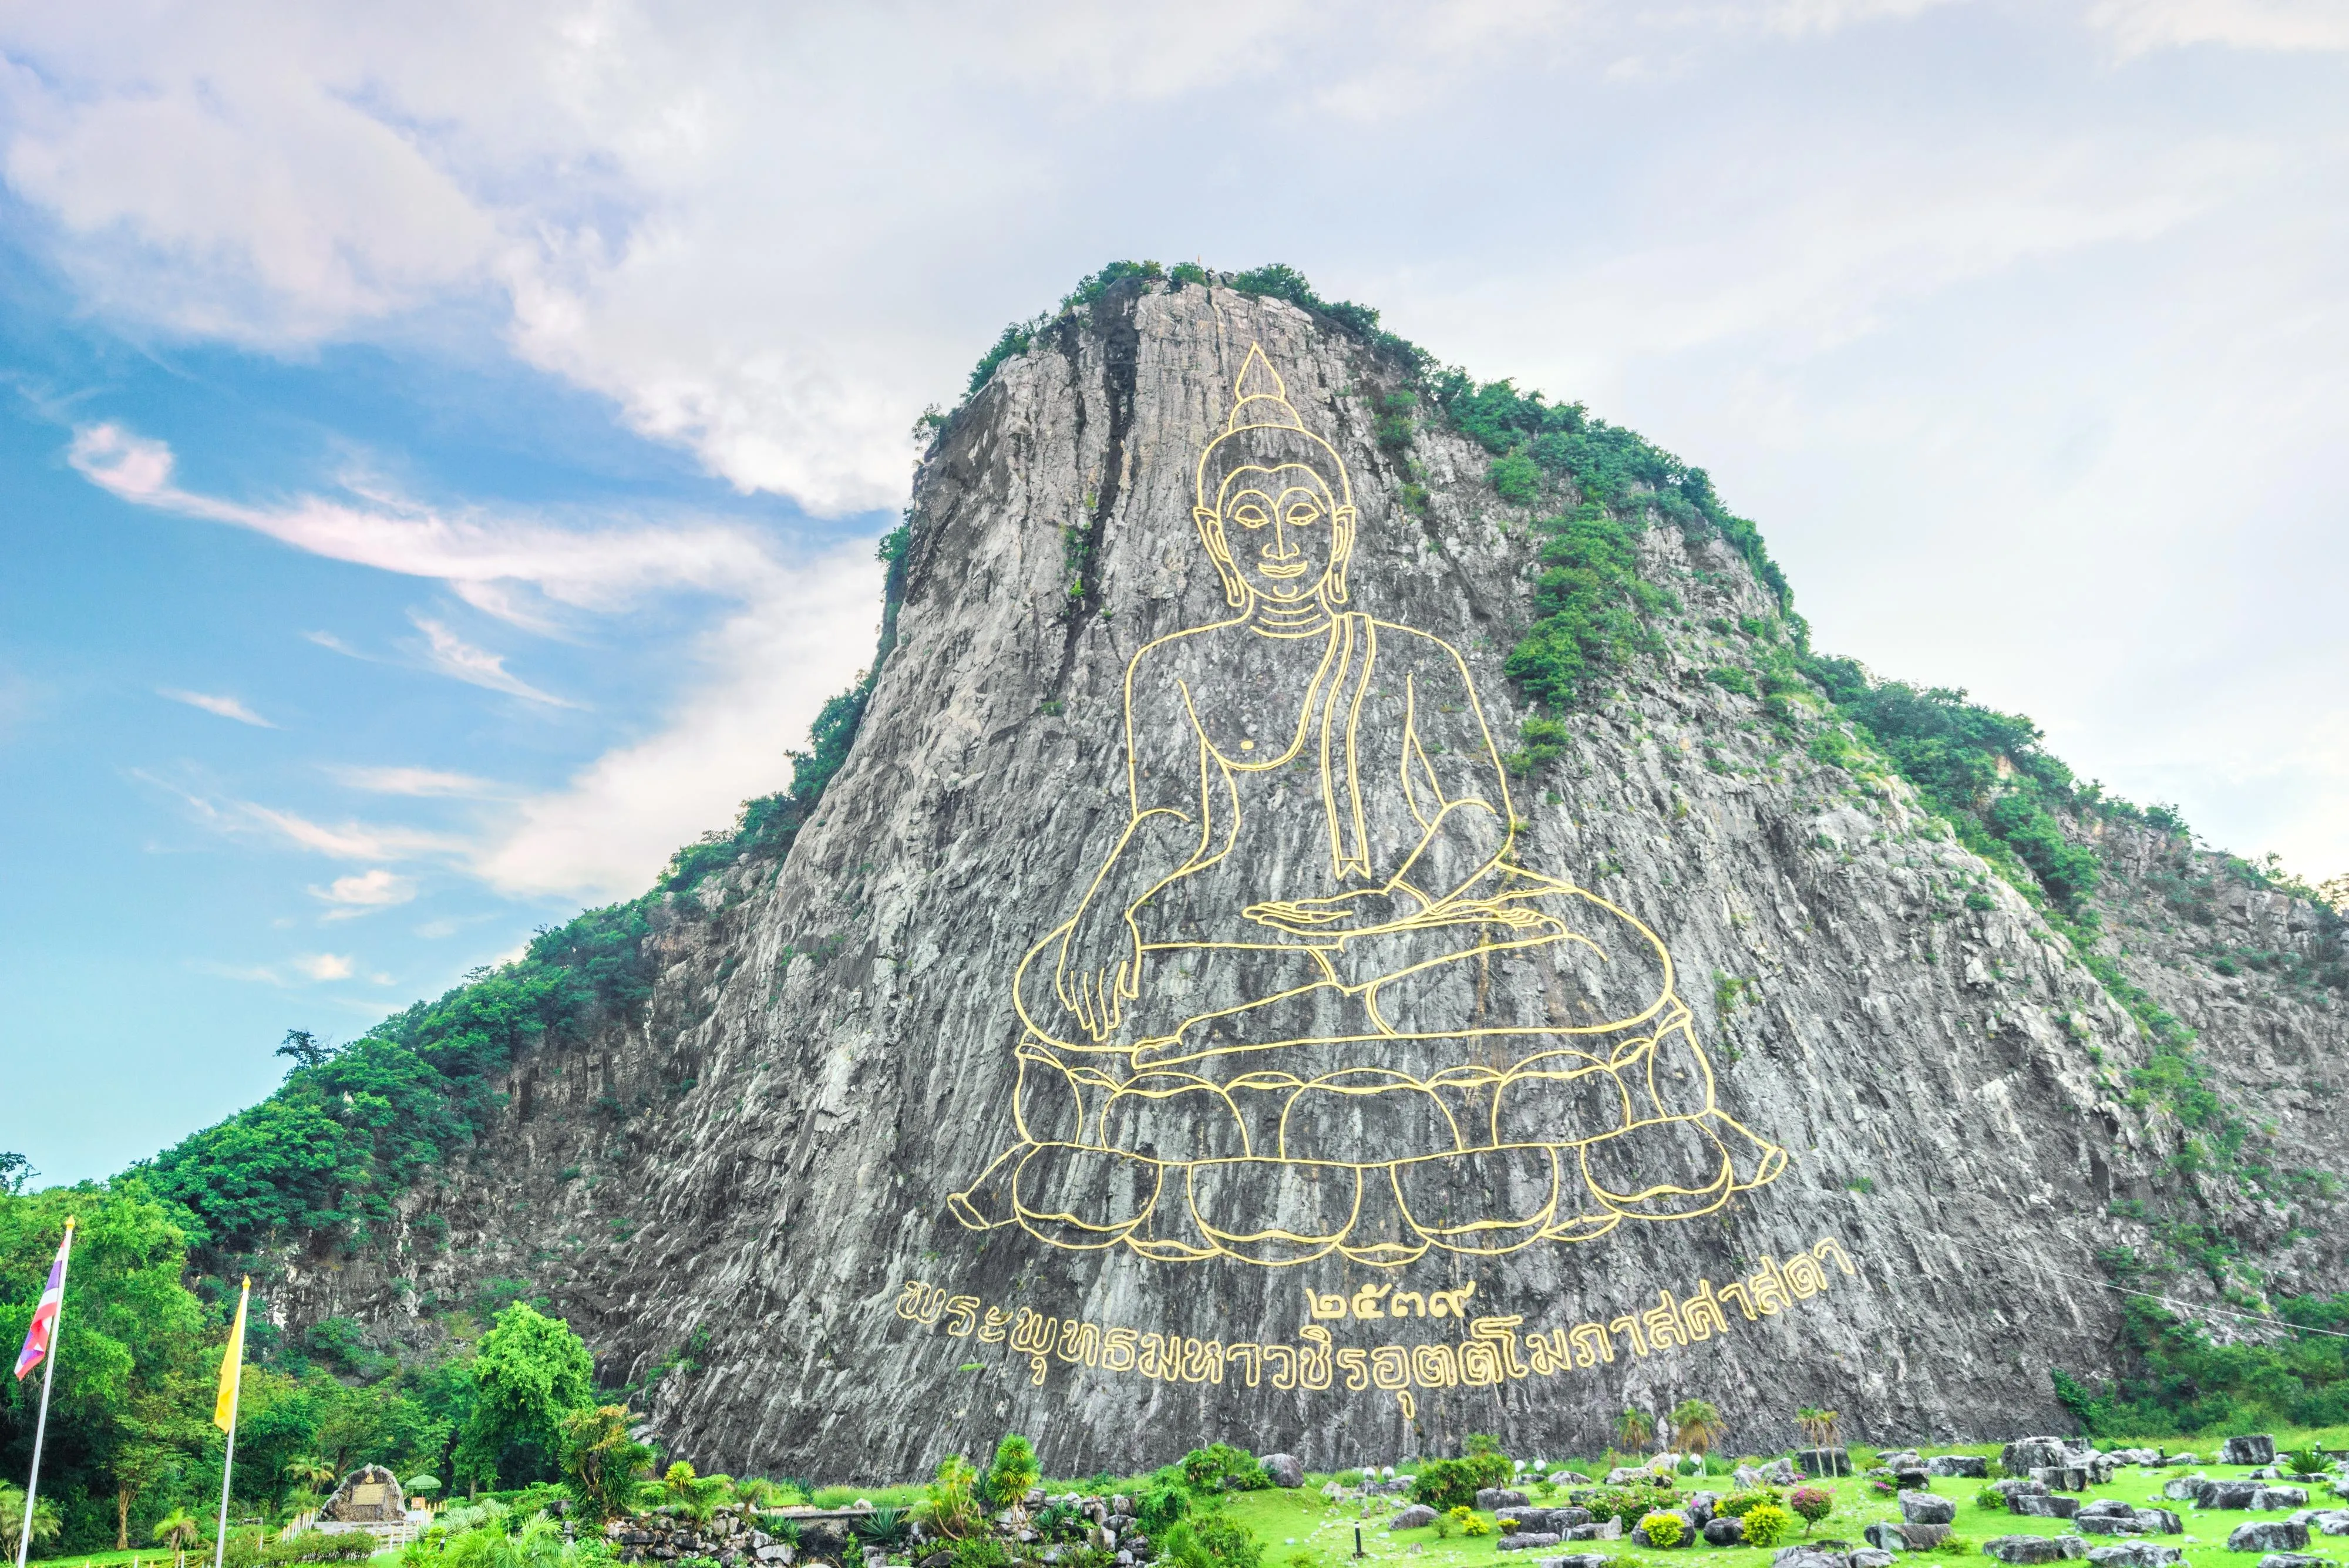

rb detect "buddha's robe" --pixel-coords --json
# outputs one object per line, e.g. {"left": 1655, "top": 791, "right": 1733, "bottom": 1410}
{"left": 954, "top": 611, "right": 1782, "bottom": 1262}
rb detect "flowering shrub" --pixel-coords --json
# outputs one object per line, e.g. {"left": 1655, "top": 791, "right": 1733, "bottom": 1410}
{"left": 1739, "top": 1505, "right": 1795, "bottom": 1549}
{"left": 1637, "top": 1513, "right": 1685, "bottom": 1549}
{"left": 1443, "top": 1508, "right": 1492, "bottom": 1538}
{"left": 1787, "top": 1487, "right": 1832, "bottom": 1532}
{"left": 1588, "top": 1487, "right": 1671, "bottom": 1526}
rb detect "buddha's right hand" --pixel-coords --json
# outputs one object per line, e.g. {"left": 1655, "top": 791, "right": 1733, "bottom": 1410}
{"left": 1054, "top": 910, "right": 1142, "bottom": 1041}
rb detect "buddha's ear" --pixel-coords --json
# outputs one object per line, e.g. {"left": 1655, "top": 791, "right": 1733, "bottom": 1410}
{"left": 1194, "top": 505, "right": 1247, "bottom": 608}
{"left": 1327, "top": 504, "right": 1358, "bottom": 604}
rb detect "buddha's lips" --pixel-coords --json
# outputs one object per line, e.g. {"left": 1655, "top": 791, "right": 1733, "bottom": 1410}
{"left": 1256, "top": 558, "right": 1310, "bottom": 578}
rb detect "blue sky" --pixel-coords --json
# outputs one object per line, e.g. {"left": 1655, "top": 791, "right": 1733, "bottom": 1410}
{"left": 2, "top": 0, "right": 2344, "bottom": 1183}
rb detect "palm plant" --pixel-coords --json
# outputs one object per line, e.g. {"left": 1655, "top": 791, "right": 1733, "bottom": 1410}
{"left": 153, "top": 1506, "right": 205, "bottom": 1568}
{"left": 2281, "top": 1447, "right": 2328, "bottom": 1478}
{"left": 1670, "top": 1399, "right": 1725, "bottom": 1456}
{"left": 1614, "top": 1409, "right": 1657, "bottom": 1451}
{"left": 287, "top": 1456, "right": 341, "bottom": 1493}
{"left": 514, "top": 1510, "right": 569, "bottom": 1568}
{"left": 1, "top": 1483, "right": 63, "bottom": 1562}
{"left": 1795, "top": 1409, "right": 1842, "bottom": 1449}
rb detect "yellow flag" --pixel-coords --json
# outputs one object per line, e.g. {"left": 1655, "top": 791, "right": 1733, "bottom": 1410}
{"left": 213, "top": 1278, "right": 250, "bottom": 1432}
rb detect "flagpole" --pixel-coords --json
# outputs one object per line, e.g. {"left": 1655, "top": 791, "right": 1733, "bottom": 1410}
{"left": 13, "top": 1217, "right": 70, "bottom": 1568}
{"left": 211, "top": 1281, "right": 248, "bottom": 1568}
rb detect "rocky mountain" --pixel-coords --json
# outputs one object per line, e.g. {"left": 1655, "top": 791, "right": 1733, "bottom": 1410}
{"left": 169, "top": 270, "right": 2346, "bottom": 1479}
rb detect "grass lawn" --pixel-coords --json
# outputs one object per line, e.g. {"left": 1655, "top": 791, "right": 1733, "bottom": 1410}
{"left": 33, "top": 1429, "right": 2345, "bottom": 1568}
{"left": 1213, "top": 1436, "right": 2349, "bottom": 1568}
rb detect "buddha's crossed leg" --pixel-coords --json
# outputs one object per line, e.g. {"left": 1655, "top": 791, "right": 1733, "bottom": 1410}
{"left": 951, "top": 888, "right": 1785, "bottom": 1261}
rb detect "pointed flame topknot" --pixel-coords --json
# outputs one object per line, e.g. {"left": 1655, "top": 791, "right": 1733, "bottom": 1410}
{"left": 1226, "top": 343, "right": 1307, "bottom": 433}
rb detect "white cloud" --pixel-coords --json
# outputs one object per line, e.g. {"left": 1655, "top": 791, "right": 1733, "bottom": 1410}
{"left": 474, "top": 542, "right": 880, "bottom": 898}
{"left": 72, "top": 423, "right": 788, "bottom": 613}
{"left": 408, "top": 615, "right": 572, "bottom": 706}
{"left": 308, "top": 867, "right": 416, "bottom": 919}
{"left": 2088, "top": 0, "right": 2349, "bottom": 53}
{"left": 240, "top": 803, "right": 466, "bottom": 862}
{"left": 17, "top": 0, "right": 2349, "bottom": 894}
{"left": 159, "top": 687, "right": 277, "bottom": 727}
{"left": 193, "top": 951, "right": 369, "bottom": 985}
{"left": 137, "top": 770, "right": 472, "bottom": 863}
{"left": 327, "top": 764, "right": 500, "bottom": 797}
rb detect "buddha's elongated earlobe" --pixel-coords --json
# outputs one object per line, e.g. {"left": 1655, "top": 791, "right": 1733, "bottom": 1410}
{"left": 1327, "top": 505, "right": 1358, "bottom": 604}
{"left": 1195, "top": 505, "right": 1248, "bottom": 607}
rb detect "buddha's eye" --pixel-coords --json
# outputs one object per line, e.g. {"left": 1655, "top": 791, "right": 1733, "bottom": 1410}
{"left": 1284, "top": 502, "right": 1323, "bottom": 527}
{"left": 1231, "top": 503, "right": 1270, "bottom": 529}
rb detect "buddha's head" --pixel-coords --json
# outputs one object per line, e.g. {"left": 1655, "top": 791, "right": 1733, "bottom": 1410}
{"left": 1194, "top": 345, "right": 1358, "bottom": 610}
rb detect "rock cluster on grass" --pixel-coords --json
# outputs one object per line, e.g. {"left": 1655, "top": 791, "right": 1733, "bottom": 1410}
{"left": 2182, "top": 1478, "right": 2310, "bottom": 1511}
{"left": 2220, "top": 1436, "right": 2279, "bottom": 1467}
{"left": 1981, "top": 1535, "right": 2087, "bottom": 1564}
{"left": 1863, "top": 1522, "right": 1949, "bottom": 1551}
{"left": 1246, "top": 1454, "right": 1300, "bottom": 1489}
{"left": 1748, "top": 1543, "right": 1892, "bottom": 1568}
{"left": 1926, "top": 1456, "right": 1990, "bottom": 1479}
{"left": 2289, "top": 1508, "right": 2349, "bottom": 1535}
{"left": 610, "top": 1505, "right": 814, "bottom": 1567}
{"left": 2001, "top": 1439, "right": 2116, "bottom": 1492}
{"left": 2083, "top": 1545, "right": 2182, "bottom": 1568}
{"left": 2227, "top": 1520, "right": 2310, "bottom": 1553}
{"left": 2073, "top": 1501, "right": 2181, "bottom": 1536}
{"left": 2009, "top": 1495, "right": 2079, "bottom": 1519}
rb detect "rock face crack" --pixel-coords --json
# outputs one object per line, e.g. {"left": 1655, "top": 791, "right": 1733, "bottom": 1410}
{"left": 1048, "top": 281, "right": 1142, "bottom": 701}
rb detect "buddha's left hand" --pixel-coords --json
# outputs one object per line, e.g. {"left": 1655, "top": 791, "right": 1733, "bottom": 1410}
{"left": 1245, "top": 887, "right": 1424, "bottom": 935}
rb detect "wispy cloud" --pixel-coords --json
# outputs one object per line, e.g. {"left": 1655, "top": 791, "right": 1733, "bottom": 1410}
{"left": 308, "top": 867, "right": 416, "bottom": 920}
{"left": 193, "top": 951, "right": 388, "bottom": 985}
{"left": 408, "top": 615, "right": 573, "bottom": 706}
{"left": 70, "top": 423, "right": 793, "bottom": 617}
{"left": 327, "top": 764, "right": 502, "bottom": 798}
{"left": 137, "top": 769, "right": 468, "bottom": 863}
{"left": 240, "top": 803, "right": 466, "bottom": 862}
{"left": 159, "top": 687, "right": 276, "bottom": 727}
{"left": 2088, "top": 0, "right": 2349, "bottom": 54}
{"left": 475, "top": 544, "right": 879, "bottom": 897}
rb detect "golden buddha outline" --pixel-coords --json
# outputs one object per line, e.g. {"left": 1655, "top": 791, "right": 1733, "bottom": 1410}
{"left": 948, "top": 344, "right": 1785, "bottom": 1267}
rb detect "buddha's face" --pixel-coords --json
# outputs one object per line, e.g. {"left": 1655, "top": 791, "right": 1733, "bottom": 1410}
{"left": 1212, "top": 462, "right": 1350, "bottom": 602}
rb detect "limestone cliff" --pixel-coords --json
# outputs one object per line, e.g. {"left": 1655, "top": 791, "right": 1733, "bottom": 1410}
{"left": 249, "top": 276, "right": 2345, "bottom": 1478}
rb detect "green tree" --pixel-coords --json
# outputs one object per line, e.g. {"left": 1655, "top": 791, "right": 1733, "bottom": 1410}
{"left": 988, "top": 1435, "right": 1039, "bottom": 1505}
{"left": 452, "top": 1303, "right": 594, "bottom": 1491}
{"left": 557, "top": 1405, "right": 652, "bottom": 1523}
{"left": 1668, "top": 1399, "right": 1723, "bottom": 1455}
{"left": 0, "top": 1183, "right": 214, "bottom": 1553}
{"left": 1613, "top": 1408, "right": 1654, "bottom": 1450}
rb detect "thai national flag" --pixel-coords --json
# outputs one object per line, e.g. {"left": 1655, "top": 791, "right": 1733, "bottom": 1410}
{"left": 14, "top": 1232, "right": 69, "bottom": 1379}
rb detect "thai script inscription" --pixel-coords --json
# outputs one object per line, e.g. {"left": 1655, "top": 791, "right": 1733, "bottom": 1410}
{"left": 894, "top": 1236, "right": 1858, "bottom": 1412}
